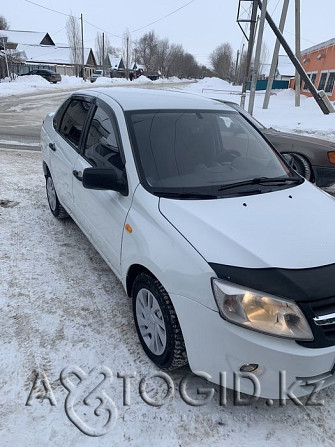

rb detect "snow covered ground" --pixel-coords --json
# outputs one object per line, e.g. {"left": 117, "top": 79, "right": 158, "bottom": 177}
{"left": 0, "top": 74, "right": 190, "bottom": 97}
{"left": 2, "top": 149, "right": 335, "bottom": 447}
{"left": 1, "top": 76, "right": 335, "bottom": 446}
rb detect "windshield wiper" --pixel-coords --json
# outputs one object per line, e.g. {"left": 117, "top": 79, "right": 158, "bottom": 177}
{"left": 158, "top": 192, "right": 218, "bottom": 199}
{"left": 218, "top": 176, "right": 303, "bottom": 191}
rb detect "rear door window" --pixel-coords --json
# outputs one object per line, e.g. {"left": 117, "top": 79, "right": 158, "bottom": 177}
{"left": 59, "top": 99, "right": 92, "bottom": 151}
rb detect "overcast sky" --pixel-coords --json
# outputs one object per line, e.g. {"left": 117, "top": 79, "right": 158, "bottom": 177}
{"left": 1, "top": 0, "right": 334, "bottom": 66}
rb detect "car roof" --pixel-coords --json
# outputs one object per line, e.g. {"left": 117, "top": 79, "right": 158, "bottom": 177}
{"left": 75, "top": 87, "right": 235, "bottom": 111}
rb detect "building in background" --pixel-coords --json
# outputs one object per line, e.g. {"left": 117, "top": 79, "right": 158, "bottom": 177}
{"left": 0, "top": 29, "right": 97, "bottom": 79}
{"left": 300, "top": 38, "right": 335, "bottom": 100}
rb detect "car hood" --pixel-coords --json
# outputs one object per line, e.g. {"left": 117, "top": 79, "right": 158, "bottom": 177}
{"left": 159, "top": 181, "right": 335, "bottom": 269}
{"left": 263, "top": 128, "right": 335, "bottom": 149}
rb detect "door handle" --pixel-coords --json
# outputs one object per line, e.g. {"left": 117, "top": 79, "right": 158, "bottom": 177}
{"left": 49, "top": 142, "right": 56, "bottom": 151}
{"left": 73, "top": 170, "right": 83, "bottom": 182}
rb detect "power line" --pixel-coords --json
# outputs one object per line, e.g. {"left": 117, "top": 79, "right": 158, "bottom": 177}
{"left": 131, "top": 0, "right": 196, "bottom": 33}
{"left": 83, "top": 20, "right": 123, "bottom": 40}
{"left": 24, "top": 0, "right": 75, "bottom": 18}
{"left": 25, "top": 0, "right": 196, "bottom": 39}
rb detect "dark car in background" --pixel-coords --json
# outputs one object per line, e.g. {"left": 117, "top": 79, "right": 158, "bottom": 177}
{"left": 221, "top": 100, "right": 335, "bottom": 187}
{"left": 20, "top": 69, "right": 61, "bottom": 84}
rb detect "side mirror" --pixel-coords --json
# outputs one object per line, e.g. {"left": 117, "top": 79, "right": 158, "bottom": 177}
{"left": 82, "top": 167, "right": 128, "bottom": 196}
{"left": 283, "top": 153, "right": 294, "bottom": 167}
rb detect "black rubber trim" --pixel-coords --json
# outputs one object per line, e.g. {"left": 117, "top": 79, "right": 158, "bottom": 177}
{"left": 312, "top": 165, "right": 335, "bottom": 188}
{"left": 209, "top": 262, "right": 335, "bottom": 302}
{"left": 298, "top": 299, "right": 335, "bottom": 348}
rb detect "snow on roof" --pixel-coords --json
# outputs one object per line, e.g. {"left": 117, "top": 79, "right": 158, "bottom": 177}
{"left": 277, "top": 55, "right": 295, "bottom": 77}
{"left": 301, "top": 38, "right": 335, "bottom": 55}
{"left": 20, "top": 45, "right": 93, "bottom": 65}
{"left": 0, "top": 30, "right": 53, "bottom": 46}
{"left": 107, "top": 55, "right": 122, "bottom": 69}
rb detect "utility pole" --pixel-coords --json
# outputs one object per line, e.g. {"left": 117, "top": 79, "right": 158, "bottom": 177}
{"left": 1, "top": 38, "right": 10, "bottom": 81}
{"left": 237, "top": 43, "right": 245, "bottom": 84}
{"left": 263, "top": 0, "right": 289, "bottom": 109}
{"left": 239, "top": 0, "right": 258, "bottom": 109}
{"left": 248, "top": 0, "right": 267, "bottom": 115}
{"left": 234, "top": 49, "right": 240, "bottom": 84}
{"left": 295, "top": 0, "right": 301, "bottom": 107}
{"left": 102, "top": 32, "right": 105, "bottom": 75}
{"left": 257, "top": 0, "right": 330, "bottom": 114}
{"left": 81, "top": 13, "right": 85, "bottom": 81}
{"left": 126, "top": 35, "right": 129, "bottom": 80}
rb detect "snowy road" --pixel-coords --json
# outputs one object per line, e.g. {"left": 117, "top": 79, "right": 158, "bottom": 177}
{"left": 0, "top": 79, "right": 193, "bottom": 151}
{"left": 1, "top": 148, "right": 335, "bottom": 446}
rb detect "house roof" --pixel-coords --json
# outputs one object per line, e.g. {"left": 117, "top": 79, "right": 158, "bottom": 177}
{"left": 301, "top": 38, "right": 335, "bottom": 55}
{"left": 0, "top": 30, "right": 54, "bottom": 46}
{"left": 277, "top": 55, "right": 295, "bottom": 77}
{"left": 106, "top": 55, "right": 123, "bottom": 69}
{"left": 19, "top": 44, "right": 94, "bottom": 66}
{"left": 0, "top": 29, "right": 96, "bottom": 67}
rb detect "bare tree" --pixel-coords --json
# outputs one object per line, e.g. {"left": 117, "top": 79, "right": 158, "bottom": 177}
{"left": 66, "top": 13, "right": 82, "bottom": 77}
{"left": 122, "top": 29, "right": 131, "bottom": 78}
{"left": 259, "top": 42, "right": 269, "bottom": 77}
{"left": 0, "top": 15, "right": 9, "bottom": 30}
{"left": 133, "top": 30, "right": 203, "bottom": 79}
{"left": 155, "top": 38, "right": 170, "bottom": 76}
{"left": 95, "top": 32, "right": 106, "bottom": 67}
{"left": 95, "top": 32, "right": 121, "bottom": 67}
{"left": 134, "top": 31, "right": 158, "bottom": 73}
{"left": 210, "top": 42, "right": 234, "bottom": 81}
{"left": 164, "top": 43, "right": 184, "bottom": 77}
{"left": 236, "top": 50, "right": 248, "bottom": 85}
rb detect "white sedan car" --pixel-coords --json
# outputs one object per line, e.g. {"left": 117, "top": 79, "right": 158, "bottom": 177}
{"left": 41, "top": 87, "right": 335, "bottom": 399}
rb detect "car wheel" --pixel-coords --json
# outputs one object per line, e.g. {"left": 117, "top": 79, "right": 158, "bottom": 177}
{"left": 132, "top": 273, "right": 188, "bottom": 370}
{"left": 290, "top": 153, "right": 313, "bottom": 181}
{"left": 46, "top": 174, "right": 68, "bottom": 219}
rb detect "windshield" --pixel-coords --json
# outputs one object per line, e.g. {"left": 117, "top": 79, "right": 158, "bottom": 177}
{"left": 127, "top": 110, "right": 296, "bottom": 197}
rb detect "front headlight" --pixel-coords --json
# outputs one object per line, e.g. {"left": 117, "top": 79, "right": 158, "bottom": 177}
{"left": 212, "top": 279, "right": 313, "bottom": 340}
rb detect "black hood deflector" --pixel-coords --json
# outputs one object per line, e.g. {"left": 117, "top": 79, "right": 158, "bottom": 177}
{"left": 209, "top": 262, "right": 335, "bottom": 302}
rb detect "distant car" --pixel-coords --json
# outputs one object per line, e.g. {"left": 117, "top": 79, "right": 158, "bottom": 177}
{"left": 90, "top": 69, "right": 103, "bottom": 83}
{"left": 221, "top": 100, "right": 335, "bottom": 187}
{"left": 21, "top": 69, "right": 61, "bottom": 84}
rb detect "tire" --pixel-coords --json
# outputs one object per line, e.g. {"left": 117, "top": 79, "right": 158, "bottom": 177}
{"left": 290, "top": 153, "right": 313, "bottom": 182}
{"left": 132, "top": 273, "right": 188, "bottom": 370}
{"left": 46, "top": 174, "right": 68, "bottom": 219}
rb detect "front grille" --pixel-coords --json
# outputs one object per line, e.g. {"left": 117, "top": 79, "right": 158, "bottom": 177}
{"left": 298, "top": 297, "right": 335, "bottom": 348}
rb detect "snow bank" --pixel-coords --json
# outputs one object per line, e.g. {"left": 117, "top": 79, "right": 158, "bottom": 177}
{"left": 59, "top": 75, "right": 87, "bottom": 86}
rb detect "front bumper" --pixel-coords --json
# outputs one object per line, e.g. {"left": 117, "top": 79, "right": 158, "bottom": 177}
{"left": 313, "top": 165, "right": 335, "bottom": 187}
{"left": 170, "top": 293, "right": 335, "bottom": 399}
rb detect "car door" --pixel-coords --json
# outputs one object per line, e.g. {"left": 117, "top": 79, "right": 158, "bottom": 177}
{"left": 71, "top": 98, "right": 132, "bottom": 275}
{"left": 49, "top": 95, "right": 93, "bottom": 211}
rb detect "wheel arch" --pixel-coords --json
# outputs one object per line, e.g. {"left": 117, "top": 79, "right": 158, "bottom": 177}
{"left": 126, "top": 264, "right": 160, "bottom": 297}
{"left": 42, "top": 161, "right": 50, "bottom": 177}
{"left": 285, "top": 152, "right": 314, "bottom": 182}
